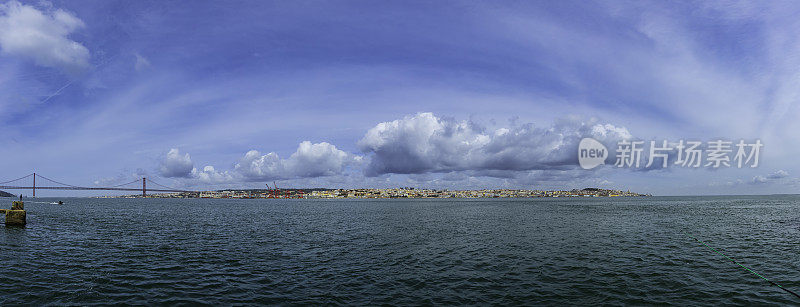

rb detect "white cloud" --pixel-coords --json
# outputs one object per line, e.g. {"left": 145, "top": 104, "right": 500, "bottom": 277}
{"left": 234, "top": 141, "right": 355, "bottom": 181}
{"left": 134, "top": 53, "right": 150, "bottom": 71}
{"left": 156, "top": 142, "right": 356, "bottom": 184}
{"left": 149, "top": 114, "right": 635, "bottom": 189}
{"left": 159, "top": 148, "right": 194, "bottom": 178}
{"left": 767, "top": 169, "right": 789, "bottom": 179}
{"left": 0, "top": 1, "right": 89, "bottom": 74}
{"left": 752, "top": 169, "right": 790, "bottom": 184}
{"left": 192, "top": 165, "right": 234, "bottom": 183}
{"left": 358, "top": 112, "right": 631, "bottom": 176}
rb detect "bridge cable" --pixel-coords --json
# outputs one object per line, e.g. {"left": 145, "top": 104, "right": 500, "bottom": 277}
{"left": 0, "top": 173, "right": 34, "bottom": 185}
{"left": 684, "top": 231, "right": 800, "bottom": 300}
{"left": 108, "top": 179, "right": 143, "bottom": 188}
{"left": 34, "top": 173, "right": 84, "bottom": 189}
{"left": 145, "top": 178, "right": 190, "bottom": 192}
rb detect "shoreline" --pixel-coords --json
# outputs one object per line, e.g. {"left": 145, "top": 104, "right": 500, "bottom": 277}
{"left": 97, "top": 187, "right": 650, "bottom": 199}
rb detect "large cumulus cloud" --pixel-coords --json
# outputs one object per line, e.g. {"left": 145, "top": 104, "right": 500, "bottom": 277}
{"left": 234, "top": 141, "right": 355, "bottom": 181}
{"left": 159, "top": 141, "right": 356, "bottom": 184}
{"left": 192, "top": 165, "right": 234, "bottom": 184}
{"left": 358, "top": 112, "right": 631, "bottom": 176}
{"left": 159, "top": 148, "right": 194, "bottom": 178}
{"left": 152, "top": 114, "right": 634, "bottom": 187}
{"left": 0, "top": 1, "right": 90, "bottom": 75}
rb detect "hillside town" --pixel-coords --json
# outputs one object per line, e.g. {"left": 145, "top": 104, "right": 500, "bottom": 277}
{"left": 107, "top": 187, "right": 650, "bottom": 199}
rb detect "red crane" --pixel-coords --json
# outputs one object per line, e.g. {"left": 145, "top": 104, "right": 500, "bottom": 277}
{"left": 266, "top": 181, "right": 298, "bottom": 198}
{"left": 266, "top": 182, "right": 275, "bottom": 198}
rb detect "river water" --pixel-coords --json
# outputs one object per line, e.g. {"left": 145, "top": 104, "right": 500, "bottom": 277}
{"left": 1, "top": 196, "right": 799, "bottom": 305}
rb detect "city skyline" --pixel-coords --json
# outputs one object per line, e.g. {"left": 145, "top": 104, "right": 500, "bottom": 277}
{"left": 2, "top": 1, "right": 800, "bottom": 196}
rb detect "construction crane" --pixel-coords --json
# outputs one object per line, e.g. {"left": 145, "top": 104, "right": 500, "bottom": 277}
{"left": 266, "top": 182, "right": 275, "bottom": 198}
{"left": 265, "top": 181, "right": 297, "bottom": 198}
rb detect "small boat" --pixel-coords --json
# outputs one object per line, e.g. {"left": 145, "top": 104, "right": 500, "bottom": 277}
{"left": 49, "top": 201, "right": 64, "bottom": 205}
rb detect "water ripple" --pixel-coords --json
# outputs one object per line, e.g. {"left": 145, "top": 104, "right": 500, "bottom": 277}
{"left": 1, "top": 196, "right": 799, "bottom": 305}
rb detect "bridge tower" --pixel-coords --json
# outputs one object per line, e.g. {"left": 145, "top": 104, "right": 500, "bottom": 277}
{"left": 142, "top": 177, "right": 146, "bottom": 197}
{"left": 32, "top": 172, "right": 35, "bottom": 198}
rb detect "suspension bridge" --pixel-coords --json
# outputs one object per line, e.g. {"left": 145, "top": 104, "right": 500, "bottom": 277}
{"left": 0, "top": 173, "right": 191, "bottom": 197}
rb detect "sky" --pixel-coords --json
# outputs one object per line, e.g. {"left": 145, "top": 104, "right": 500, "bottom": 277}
{"left": 1, "top": 0, "right": 800, "bottom": 196}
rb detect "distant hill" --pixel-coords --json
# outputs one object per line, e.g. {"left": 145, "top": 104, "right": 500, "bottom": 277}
{"left": 0, "top": 190, "right": 15, "bottom": 197}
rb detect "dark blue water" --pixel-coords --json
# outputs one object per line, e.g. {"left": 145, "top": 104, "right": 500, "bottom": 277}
{"left": 1, "top": 196, "right": 799, "bottom": 305}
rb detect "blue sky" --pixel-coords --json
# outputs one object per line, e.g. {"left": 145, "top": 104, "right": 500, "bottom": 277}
{"left": 1, "top": 0, "right": 799, "bottom": 196}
